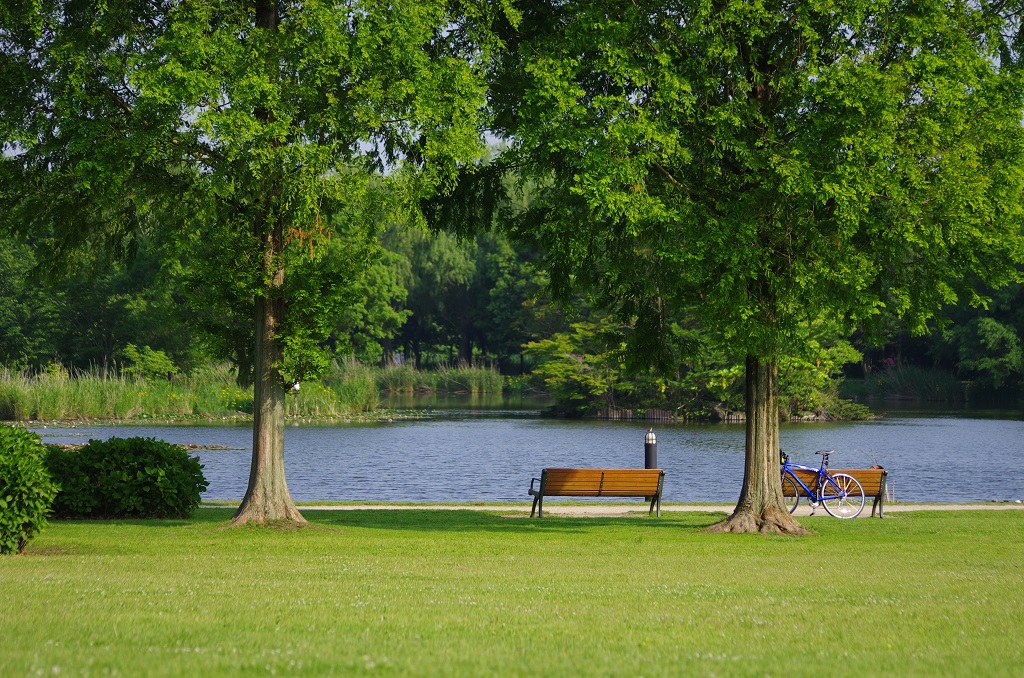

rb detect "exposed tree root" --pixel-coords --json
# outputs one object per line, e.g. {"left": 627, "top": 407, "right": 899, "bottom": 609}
{"left": 230, "top": 496, "right": 307, "bottom": 527}
{"left": 707, "top": 505, "right": 810, "bottom": 536}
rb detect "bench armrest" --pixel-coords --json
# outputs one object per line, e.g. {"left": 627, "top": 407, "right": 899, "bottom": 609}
{"left": 528, "top": 477, "right": 542, "bottom": 495}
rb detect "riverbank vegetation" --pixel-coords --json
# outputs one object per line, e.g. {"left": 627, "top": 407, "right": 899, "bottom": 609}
{"left": 2, "top": 508, "right": 1021, "bottom": 674}
{"left": 0, "top": 362, "right": 504, "bottom": 422}
{"left": 1, "top": 225, "right": 1021, "bottom": 421}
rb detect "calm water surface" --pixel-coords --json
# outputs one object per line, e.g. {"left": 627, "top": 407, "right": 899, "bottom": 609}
{"left": 32, "top": 404, "right": 1024, "bottom": 504}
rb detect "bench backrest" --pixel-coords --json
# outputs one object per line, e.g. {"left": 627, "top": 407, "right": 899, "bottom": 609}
{"left": 541, "top": 468, "right": 663, "bottom": 497}
{"left": 783, "top": 468, "right": 887, "bottom": 497}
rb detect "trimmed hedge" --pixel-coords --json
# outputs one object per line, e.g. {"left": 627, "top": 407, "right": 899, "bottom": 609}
{"left": 1, "top": 425, "right": 59, "bottom": 554}
{"left": 46, "top": 437, "right": 208, "bottom": 519}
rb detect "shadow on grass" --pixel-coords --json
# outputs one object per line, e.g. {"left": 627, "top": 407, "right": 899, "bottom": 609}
{"left": 51, "top": 507, "right": 728, "bottom": 534}
{"left": 300, "top": 508, "right": 727, "bottom": 533}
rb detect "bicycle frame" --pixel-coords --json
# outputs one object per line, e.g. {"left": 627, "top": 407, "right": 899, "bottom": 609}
{"left": 780, "top": 453, "right": 848, "bottom": 503}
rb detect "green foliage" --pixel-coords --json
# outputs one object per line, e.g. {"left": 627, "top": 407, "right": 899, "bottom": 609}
{"left": 493, "top": 1, "right": 1024, "bottom": 365}
{"left": 118, "top": 344, "right": 179, "bottom": 380}
{"left": 45, "top": 437, "right": 208, "bottom": 519}
{"left": 329, "top": 247, "right": 411, "bottom": 366}
{"left": 0, "top": 426, "right": 58, "bottom": 555}
{"left": 950, "top": 317, "right": 1023, "bottom": 390}
{"left": 0, "top": 361, "right": 498, "bottom": 422}
{"left": 0, "top": 233, "right": 206, "bottom": 374}
{"left": 0, "top": 239, "right": 62, "bottom": 370}
{"left": 527, "top": 318, "right": 867, "bottom": 418}
{"left": 525, "top": 323, "right": 623, "bottom": 416}
{"left": 219, "top": 384, "right": 254, "bottom": 415}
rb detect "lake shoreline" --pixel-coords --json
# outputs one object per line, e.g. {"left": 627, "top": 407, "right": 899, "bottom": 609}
{"left": 200, "top": 500, "right": 1024, "bottom": 517}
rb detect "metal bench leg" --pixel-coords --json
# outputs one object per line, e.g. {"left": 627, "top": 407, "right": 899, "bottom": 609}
{"left": 651, "top": 475, "right": 664, "bottom": 517}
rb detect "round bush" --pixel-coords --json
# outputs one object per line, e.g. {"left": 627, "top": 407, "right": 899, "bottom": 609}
{"left": 46, "top": 437, "right": 208, "bottom": 519}
{"left": 0, "top": 425, "right": 59, "bottom": 555}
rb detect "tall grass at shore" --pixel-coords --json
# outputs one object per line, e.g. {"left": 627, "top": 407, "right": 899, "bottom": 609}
{"left": 0, "top": 360, "right": 505, "bottom": 422}
{"left": 376, "top": 362, "right": 504, "bottom": 393}
{"left": 0, "top": 365, "right": 236, "bottom": 421}
{"left": 856, "top": 366, "right": 966, "bottom": 401}
{"left": 431, "top": 362, "right": 505, "bottom": 393}
{"left": 377, "top": 364, "right": 418, "bottom": 393}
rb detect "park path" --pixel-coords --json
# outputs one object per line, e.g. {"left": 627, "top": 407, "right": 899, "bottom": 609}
{"left": 203, "top": 502, "right": 1024, "bottom": 518}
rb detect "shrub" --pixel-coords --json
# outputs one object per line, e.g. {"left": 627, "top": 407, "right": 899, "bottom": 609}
{"left": 0, "top": 426, "right": 59, "bottom": 554}
{"left": 119, "top": 344, "right": 179, "bottom": 380}
{"left": 46, "top": 437, "right": 208, "bottom": 519}
{"left": 44, "top": 446, "right": 99, "bottom": 517}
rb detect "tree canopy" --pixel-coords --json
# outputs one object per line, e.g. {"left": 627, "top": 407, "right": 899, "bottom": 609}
{"left": 490, "top": 0, "right": 1024, "bottom": 532}
{"left": 1, "top": 0, "right": 512, "bottom": 523}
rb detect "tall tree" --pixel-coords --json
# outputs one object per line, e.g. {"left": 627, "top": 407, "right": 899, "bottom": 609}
{"left": 1, "top": 0, "right": 508, "bottom": 523}
{"left": 489, "top": 0, "right": 1024, "bottom": 532}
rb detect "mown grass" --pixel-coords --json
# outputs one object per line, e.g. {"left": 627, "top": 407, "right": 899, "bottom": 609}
{"left": 0, "top": 361, "right": 505, "bottom": 422}
{"left": 2, "top": 509, "right": 1022, "bottom": 676}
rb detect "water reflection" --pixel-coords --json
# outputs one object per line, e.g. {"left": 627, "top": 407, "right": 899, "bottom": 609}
{"left": 31, "top": 409, "right": 1024, "bottom": 505}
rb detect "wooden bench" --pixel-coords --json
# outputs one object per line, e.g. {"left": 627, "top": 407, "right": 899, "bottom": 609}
{"left": 783, "top": 468, "right": 888, "bottom": 518}
{"left": 528, "top": 468, "right": 665, "bottom": 518}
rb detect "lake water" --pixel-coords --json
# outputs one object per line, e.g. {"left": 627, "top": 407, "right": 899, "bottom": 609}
{"left": 31, "top": 401, "right": 1024, "bottom": 504}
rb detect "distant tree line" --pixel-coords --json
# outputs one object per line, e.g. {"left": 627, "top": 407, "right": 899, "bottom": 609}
{"left": 3, "top": 225, "right": 1020, "bottom": 407}
{"left": 0, "top": 226, "right": 569, "bottom": 377}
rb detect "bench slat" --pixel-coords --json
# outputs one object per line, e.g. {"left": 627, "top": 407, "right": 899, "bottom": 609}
{"left": 530, "top": 468, "right": 665, "bottom": 517}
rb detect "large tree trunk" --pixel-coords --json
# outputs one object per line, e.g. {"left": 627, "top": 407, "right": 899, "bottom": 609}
{"left": 232, "top": 213, "right": 304, "bottom": 525}
{"left": 232, "top": 293, "right": 306, "bottom": 525}
{"left": 708, "top": 354, "right": 808, "bottom": 535}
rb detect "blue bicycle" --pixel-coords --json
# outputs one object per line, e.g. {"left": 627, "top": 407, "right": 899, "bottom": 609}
{"left": 780, "top": 450, "right": 865, "bottom": 519}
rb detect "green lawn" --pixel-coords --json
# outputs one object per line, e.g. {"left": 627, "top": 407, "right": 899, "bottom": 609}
{"left": 2, "top": 509, "right": 1022, "bottom": 676}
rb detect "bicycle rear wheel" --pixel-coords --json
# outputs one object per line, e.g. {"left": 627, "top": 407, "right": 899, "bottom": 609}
{"left": 821, "top": 473, "right": 865, "bottom": 518}
{"left": 782, "top": 475, "right": 800, "bottom": 514}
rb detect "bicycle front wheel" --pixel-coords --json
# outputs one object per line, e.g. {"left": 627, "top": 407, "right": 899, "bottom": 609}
{"left": 821, "top": 473, "right": 865, "bottom": 518}
{"left": 782, "top": 475, "right": 800, "bottom": 514}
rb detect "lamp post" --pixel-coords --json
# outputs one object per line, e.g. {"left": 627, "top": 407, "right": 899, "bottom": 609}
{"left": 645, "top": 428, "right": 657, "bottom": 469}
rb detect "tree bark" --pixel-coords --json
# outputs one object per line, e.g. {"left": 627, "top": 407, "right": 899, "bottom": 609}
{"left": 707, "top": 354, "right": 809, "bottom": 535}
{"left": 232, "top": 266, "right": 306, "bottom": 525}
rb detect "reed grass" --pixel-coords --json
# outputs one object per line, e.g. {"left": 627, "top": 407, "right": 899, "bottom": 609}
{"left": 418, "top": 362, "right": 505, "bottom": 393}
{"left": 0, "top": 360, "right": 505, "bottom": 422}
{"left": 863, "top": 366, "right": 966, "bottom": 401}
{"left": 377, "top": 364, "right": 418, "bottom": 393}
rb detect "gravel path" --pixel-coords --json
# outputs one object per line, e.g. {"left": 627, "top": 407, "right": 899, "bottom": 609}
{"left": 204, "top": 502, "right": 1024, "bottom": 518}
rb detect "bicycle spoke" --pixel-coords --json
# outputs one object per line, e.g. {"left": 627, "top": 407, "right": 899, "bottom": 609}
{"left": 821, "top": 473, "right": 865, "bottom": 518}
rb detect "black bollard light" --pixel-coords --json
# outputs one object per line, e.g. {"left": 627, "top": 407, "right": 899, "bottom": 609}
{"left": 645, "top": 428, "right": 657, "bottom": 469}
